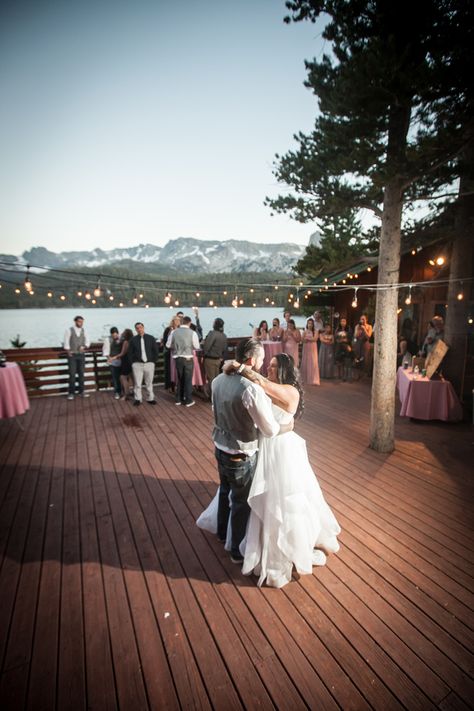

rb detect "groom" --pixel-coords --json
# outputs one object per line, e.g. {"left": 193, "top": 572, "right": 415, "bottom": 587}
{"left": 211, "top": 338, "right": 292, "bottom": 564}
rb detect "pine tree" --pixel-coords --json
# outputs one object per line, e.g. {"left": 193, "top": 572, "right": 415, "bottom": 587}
{"left": 267, "top": 0, "right": 472, "bottom": 451}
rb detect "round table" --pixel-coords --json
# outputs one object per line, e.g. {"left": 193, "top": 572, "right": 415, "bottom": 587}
{"left": 261, "top": 341, "right": 283, "bottom": 376}
{"left": 0, "top": 362, "right": 30, "bottom": 419}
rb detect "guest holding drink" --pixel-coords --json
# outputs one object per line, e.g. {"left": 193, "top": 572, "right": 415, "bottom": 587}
{"left": 299, "top": 318, "right": 319, "bottom": 384}
{"left": 319, "top": 324, "right": 335, "bottom": 379}
{"left": 253, "top": 320, "right": 269, "bottom": 341}
{"left": 268, "top": 318, "right": 283, "bottom": 341}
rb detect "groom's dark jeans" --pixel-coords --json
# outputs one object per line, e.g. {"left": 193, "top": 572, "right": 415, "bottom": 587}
{"left": 215, "top": 448, "right": 257, "bottom": 558}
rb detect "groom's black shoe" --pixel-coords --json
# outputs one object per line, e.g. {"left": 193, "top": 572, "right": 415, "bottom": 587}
{"left": 230, "top": 553, "right": 244, "bottom": 564}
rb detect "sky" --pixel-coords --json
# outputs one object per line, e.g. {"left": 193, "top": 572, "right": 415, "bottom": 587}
{"left": 0, "top": 0, "right": 327, "bottom": 257}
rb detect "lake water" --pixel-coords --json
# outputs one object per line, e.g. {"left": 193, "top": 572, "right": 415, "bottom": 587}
{"left": 0, "top": 307, "right": 309, "bottom": 348}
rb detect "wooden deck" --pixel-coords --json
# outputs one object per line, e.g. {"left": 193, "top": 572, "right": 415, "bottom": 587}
{"left": 0, "top": 380, "right": 473, "bottom": 710}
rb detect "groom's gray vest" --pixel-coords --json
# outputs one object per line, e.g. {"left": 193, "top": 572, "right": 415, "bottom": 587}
{"left": 212, "top": 373, "right": 259, "bottom": 452}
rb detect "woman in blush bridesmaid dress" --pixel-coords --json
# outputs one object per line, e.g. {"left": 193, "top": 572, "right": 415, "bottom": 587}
{"left": 282, "top": 318, "right": 302, "bottom": 366}
{"left": 300, "top": 318, "right": 320, "bottom": 385}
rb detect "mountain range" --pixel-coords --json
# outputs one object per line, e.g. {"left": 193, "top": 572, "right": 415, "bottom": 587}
{"left": 1, "top": 237, "right": 307, "bottom": 274}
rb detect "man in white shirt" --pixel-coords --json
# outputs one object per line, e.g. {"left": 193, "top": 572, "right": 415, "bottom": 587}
{"left": 211, "top": 338, "right": 293, "bottom": 563}
{"left": 63, "top": 315, "right": 90, "bottom": 399}
{"left": 312, "top": 311, "right": 324, "bottom": 334}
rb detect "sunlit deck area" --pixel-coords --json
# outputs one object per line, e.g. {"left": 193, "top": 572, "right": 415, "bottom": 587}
{"left": 0, "top": 380, "right": 473, "bottom": 710}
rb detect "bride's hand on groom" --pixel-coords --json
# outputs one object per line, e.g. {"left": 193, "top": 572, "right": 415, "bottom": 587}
{"left": 222, "top": 359, "right": 238, "bottom": 374}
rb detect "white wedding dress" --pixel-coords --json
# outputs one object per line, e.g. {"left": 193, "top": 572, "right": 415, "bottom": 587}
{"left": 197, "top": 403, "right": 341, "bottom": 588}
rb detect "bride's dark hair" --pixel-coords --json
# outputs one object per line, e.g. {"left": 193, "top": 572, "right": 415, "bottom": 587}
{"left": 274, "top": 352, "right": 304, "bottom": 419}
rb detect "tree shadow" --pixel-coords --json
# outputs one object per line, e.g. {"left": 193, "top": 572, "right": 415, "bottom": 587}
{"left": 1, "top": 465, "right": 256, "bottom": 587}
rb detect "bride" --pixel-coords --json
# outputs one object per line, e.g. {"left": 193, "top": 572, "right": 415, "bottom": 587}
{"left": 197, "top": 352, "right": 341, "bottom": 588}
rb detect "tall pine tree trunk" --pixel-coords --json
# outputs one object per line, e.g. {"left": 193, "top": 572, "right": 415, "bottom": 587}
{"left": 369, "top": 181, "right": 403, "bottom": 452}
{"left": 369, "top": 103, "right": 410, "bottom": 452}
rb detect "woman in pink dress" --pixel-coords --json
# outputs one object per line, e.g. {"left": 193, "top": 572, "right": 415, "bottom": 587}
{"left": 300, "top": 318, "right": 320, "bottom": 385}
{"left": 282, "top": 318, "right": 302, "bottom": 366}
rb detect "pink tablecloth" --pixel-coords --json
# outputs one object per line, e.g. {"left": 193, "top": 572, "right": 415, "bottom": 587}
{"left": 261, "top": 341, "right": 283, "bottom": 376}
{"left": 170, "top": 352, "right": 205, "bottom": 387}
{"left": 396, "top": 367, "right": 462, "bottom": 421}
{"left": 0, "top": 362, "right": 30, "bottom": 418}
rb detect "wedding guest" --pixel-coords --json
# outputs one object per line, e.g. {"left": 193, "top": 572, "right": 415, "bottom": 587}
{"left": 421, "top": 315, "right": 444, "bottom": 356}
{"left": 253, "top": 320, "right": 269, "bottom": 341}
{"left": 202, "top": 317, "right": 227, "bottom": 398}
{"left": 191, "top": 306, "right": 204, "bottom": 341}
{"left": 334, "top": 318, "right": 353, "bottom": 382}
{"left": 353, "top": 314, "right": 373, "bottom": 366}
{"left": 118, "top": 328, "right": 134, "bottom": 399}
{"left": 268, "top": 318, "right": 284, "bottom": 341}
{"left": 102, "top": 326, "right": 122, "bottom": 399}
{"left": 281, "top": 310, "right": 291, "bottom": 329}
{"left": 166, "top": 315, "right": 200, "bottom": 407}
{"left": 312, "top": 310, "right": 324, "bottom": 335}
{"left": 64, "top": 315, "right": 90, "bottom": 400}
{"left": 300, "top": 318, "right": 320, "bottom": 385}
{"left": 282, "top": 318, "right": 302, "bottom": 366}
{"left": 397, "top": 338, "right": 412, "bottom": 368}
{"left": 129, "top": 322, "right": 159, "bottom": 406}
{"left": 162, "top": 316, "right": 181, "bottom": 393}
{"left": 319, "top": 324, "right": 335, "bottom": 379}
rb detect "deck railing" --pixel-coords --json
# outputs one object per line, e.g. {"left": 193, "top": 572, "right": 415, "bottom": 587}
{"left": 3, "top": 338, "right": 246, "bottom": 398}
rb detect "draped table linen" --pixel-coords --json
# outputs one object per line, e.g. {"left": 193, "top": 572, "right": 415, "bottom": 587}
{"left": 396, "top": 367, "right": 462, "bottom": 421}
{"left": 0, "top": 362, "right": 30, "bottom": 419}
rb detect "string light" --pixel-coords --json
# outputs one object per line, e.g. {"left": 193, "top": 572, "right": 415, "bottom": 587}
{"left": 47, "top": 291, "right": 53, "bottom": 298}
{"left": 436, "top": 256, "right": 445, "bottom": 266}
{"left": 351, "top": 288, "right": 358, "bottom": 309}
{"left": 24, "top": 266, "right": 32, "bottom": 292}
{"left": 405, "top": 286, "right": 412, "bottom": 305}
{"left": 85, "top": 292, "right": 91, "bottom": 300}
{"left": 457, "top": 282, "right": 464, "bottom": 300}
{"left": 164, "top": 291, "right": 172, "bottom": 304}
{"left": 93, "top": 278, "right": 102, "bottom": 297}
{"left": 60, "top": 294, "right": 66, "bottom": 301}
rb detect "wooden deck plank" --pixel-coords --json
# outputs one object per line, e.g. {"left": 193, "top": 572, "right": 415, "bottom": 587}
{"left": 0, "top": 379, "right": 472, "bottom": 711}
{"left": 82, "top": 399, "right": 151, "bottom": 711}
{"left": 0, "top": 398, "right": 56, "bottom": 709}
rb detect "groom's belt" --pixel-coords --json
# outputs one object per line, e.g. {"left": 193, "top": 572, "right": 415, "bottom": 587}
{"left": 218, "top": 450, "right": 252, "bottom": 460}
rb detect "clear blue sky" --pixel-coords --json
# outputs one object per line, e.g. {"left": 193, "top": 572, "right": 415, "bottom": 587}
{"left": 0, "top": 0, "right": 326, "bottom": 256}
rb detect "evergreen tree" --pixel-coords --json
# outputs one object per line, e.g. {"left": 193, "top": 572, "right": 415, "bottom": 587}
{"left": 293, "top": 209, "right": 375, "bottom": 278}
{"left": 266, "top": 0, "right": 471, "bottom": 451}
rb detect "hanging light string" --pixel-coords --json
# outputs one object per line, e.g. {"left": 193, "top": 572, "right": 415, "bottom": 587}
{"left": 0, "top": 260, "right": 473, "bottom": 301}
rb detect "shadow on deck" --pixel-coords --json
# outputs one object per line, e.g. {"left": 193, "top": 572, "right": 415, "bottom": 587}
{"left": 0, "top": 380, "right": 473, "bottom": 710}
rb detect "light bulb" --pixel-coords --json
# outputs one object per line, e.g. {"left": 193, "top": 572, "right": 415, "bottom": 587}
{"left": 457, "top": 292, "right": 464, "bottom": 301}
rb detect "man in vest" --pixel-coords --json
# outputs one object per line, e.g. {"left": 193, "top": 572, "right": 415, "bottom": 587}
{"left": 129, "top": 322, "right": 159, "bottom": 406}
{"left": 102, "top": 326, "right": 122, "bottom": 399}
{"left": 166, "top": 315, "right": 200, "bottom": 407}
{"left": 211, "top": 338, "right": 293, "bottom": 564}
{"left": 64, "top": 315, "right": 90, "bottom": 400}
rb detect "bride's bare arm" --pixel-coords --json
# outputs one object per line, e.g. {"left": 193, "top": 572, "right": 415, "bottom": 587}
{"left": 224, "top": 360, "right": 299, "bottom": 413}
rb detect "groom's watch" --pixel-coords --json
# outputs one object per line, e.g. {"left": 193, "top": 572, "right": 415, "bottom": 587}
{"left": 237, "top": 363, "right": 245, "bottom": 374}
